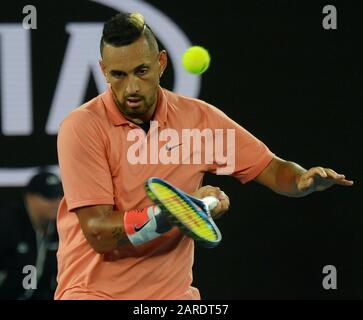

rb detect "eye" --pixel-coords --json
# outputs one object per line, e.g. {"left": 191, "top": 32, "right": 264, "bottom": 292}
{"left": 136, "top": 68, "right": 148, "bottom": 76}
{"left": 111, "top": 71, "right": 125, "bottom": 79}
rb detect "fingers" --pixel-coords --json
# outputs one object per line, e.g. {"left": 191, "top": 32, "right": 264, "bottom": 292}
{"left": 324, "top": 168, "right": 344, "bottom": 180}
{"left": 298, "top": 176, "right": 314, "bottom": 191}
{"left": 301, "top": 167, "right": 354, "bottom": 192}
{"left": 195, "top": 185, "right": 222, "bottom": 199}
{"left": 214, "top": 193, "right": 229, "bottom": 211}
{"left": 194, "top": 185, "right": 230, "bottom": 219}
{"left": 218, "top": 191, "right": 228, "bottom": 201}
{"left": 211, "top": 198, "right": 229, "bottom": 219}
{"left": 317, "top": 168, "right": 354, "bottom": 186}
{"left": 306, "top": 167, "right": 353, "bottom": 182}
{"left": 331, "top": 178, "right": 354, "bottom": 186}
{"left": 306, "top": 167, "right": 327, "bottom": 179}
{"left": 214, "top": 193, "right": 230, "bottom": 219}
{"left": 219, "top": 196, "right": 230, "bottom": 213}
{"left": 324, "top": 168, "right": 354, "bottom": 185}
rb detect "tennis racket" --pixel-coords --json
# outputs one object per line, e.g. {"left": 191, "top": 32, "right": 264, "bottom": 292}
{"left": 145, "top": 177, "right": 222, "bottom": 248}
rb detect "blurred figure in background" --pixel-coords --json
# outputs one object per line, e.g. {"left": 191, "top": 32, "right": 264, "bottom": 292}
{"left": 0, "top": 171, "right": 63, "bottom": 300}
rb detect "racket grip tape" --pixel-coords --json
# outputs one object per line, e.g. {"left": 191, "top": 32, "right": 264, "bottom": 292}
{"left": 202, "top": 196, "right": 219, "bottom": 211}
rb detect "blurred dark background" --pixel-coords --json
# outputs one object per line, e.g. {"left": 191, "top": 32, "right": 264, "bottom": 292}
{"left": 0, "top": 0, "right": 362, "bottom": 299}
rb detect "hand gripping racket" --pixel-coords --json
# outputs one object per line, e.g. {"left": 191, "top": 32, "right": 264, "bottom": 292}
{"left": 145, "top": 177, "right": 222, "bottom": 248}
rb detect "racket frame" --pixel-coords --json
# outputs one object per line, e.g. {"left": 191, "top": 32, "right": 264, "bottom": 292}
{"left": 145, "top": 177, "right": 222, "bottom": 248}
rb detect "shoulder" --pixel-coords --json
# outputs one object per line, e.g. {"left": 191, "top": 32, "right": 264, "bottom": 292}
{"left": 162, "top": 88, "right": 227, "bottom": 116}
{"left": 162, "top": 88, "right": 208, "bottom": 110}
{"left": 162, "top": 88, "right": 233, "bottom": 125}
{"left": 60, "top": 94, "right": 108, "bottom": 129}
{"left": 58, "top": 95, "right": 111, "bottom": 140}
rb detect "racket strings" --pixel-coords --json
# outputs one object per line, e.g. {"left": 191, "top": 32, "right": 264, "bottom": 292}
{"left": 151, "top": 182, "right": 217, "bottom": 241}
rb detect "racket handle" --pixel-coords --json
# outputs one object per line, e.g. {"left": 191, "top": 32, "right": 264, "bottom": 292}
{"left": 202, "top": 196, "right": 219, "bottom": 211}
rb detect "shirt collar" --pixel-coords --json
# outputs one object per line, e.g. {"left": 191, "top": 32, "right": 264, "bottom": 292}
{"left": 101, "top": 85, "right": 168, "bottom": 127}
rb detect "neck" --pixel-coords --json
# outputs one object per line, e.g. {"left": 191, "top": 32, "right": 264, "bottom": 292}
{"left": 125, "top": 101, "right": 156, "bottom": 125}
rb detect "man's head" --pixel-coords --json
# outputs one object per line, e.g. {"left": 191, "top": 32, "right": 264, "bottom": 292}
{"left": 99, "top": 12, "right": 167, "bottom": 123}
{"left": 25, "top": 172, "right": 63, "bottom": 221}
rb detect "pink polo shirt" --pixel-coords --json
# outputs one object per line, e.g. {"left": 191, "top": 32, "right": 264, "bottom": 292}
{"left": 55, "top": 86, "right": 274, "bottom": 300}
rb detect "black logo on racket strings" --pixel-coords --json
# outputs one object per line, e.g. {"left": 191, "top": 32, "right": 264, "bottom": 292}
{"left": 165, "top": 143, "right": 182, "bottom": 151}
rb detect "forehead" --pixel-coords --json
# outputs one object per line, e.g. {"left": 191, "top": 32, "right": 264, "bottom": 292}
{"left": 102, "top": 36, "right": 156, "bottom": 71}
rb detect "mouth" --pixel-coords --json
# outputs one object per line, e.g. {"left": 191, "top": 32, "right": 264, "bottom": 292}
{"left": 126, "top": 97, "right": 143, "bottom": 108}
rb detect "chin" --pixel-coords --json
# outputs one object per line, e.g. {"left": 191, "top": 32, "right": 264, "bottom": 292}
{"left": 127, "top": 107, "right": 149, "bottom": 116}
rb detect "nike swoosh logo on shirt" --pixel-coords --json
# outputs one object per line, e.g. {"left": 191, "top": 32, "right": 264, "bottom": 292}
{"left": 165, "top": 143, "right": 182, "bottom": 151}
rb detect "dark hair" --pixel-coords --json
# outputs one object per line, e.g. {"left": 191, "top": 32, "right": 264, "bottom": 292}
{"left": 25, "top": 171, "right": 63, "bottom": 200}
{"left": 100, "top": 12, "right": 159, "bottom": 57}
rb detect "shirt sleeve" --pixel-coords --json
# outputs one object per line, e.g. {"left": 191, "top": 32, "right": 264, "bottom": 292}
{"left": 204, "top": 104, "right": 275, "bottom": 184}
{"left": 57, "top": 110, "right": 115, "bottom": 212}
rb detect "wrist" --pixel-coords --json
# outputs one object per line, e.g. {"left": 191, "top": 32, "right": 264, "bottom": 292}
{"left": 294, "top": 172, "right": 314, "bottom": 197}
{"left": 124, "top": 205, "right": 171, "bottom": 246}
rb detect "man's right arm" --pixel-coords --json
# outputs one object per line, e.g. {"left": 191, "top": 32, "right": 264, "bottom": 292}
{"left": 76, "top": 184, "right": 230, "bottom": 255}
{"left": 76, "top": 203, "right": 174, "bottom": 253}
{"left": 76, "top": 205, "right": 129, "bottom": 254}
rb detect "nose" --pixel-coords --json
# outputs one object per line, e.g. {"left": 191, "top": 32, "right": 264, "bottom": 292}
{"left": 125, "top": 75, "right": 140, "bottom": 96}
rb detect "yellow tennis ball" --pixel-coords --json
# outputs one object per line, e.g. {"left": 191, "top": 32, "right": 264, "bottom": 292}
{"left": 182, "top": 46, "right": 211, "bottom": 75}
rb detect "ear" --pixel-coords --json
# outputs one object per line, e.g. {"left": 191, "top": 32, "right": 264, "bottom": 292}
{"left": 158, "top": 50, "right": 168, "bottom": 77}
{"left": 99, "top": 59, "right": 109, "bottom": 82}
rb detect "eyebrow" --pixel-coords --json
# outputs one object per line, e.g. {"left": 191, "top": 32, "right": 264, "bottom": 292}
{"left": 110, "top": 63, "right": 150, "bottom": 76}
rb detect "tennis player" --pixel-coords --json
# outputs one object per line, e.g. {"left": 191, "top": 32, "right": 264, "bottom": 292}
{"left": 55, "top": 12, "right": 353, "bottom": 300}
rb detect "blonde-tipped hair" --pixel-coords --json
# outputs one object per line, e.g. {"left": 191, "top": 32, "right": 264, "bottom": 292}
{"left": 101, "top": 12, "right": 158, "bottom": 56}
{"left": 128, "top": 12, "right": 145, "bottom": 31}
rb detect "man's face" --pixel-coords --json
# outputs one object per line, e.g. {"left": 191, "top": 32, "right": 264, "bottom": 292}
{"left": 100, "top": 36, "right": 167, "bottom": 121}
{"left": 28, "top": 194, "right": 61, "bottom": 220}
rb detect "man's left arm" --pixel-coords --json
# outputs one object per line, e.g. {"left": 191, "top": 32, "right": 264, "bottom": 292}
{"left": 254, "top": 156, "right": 354, "bottom": 197}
